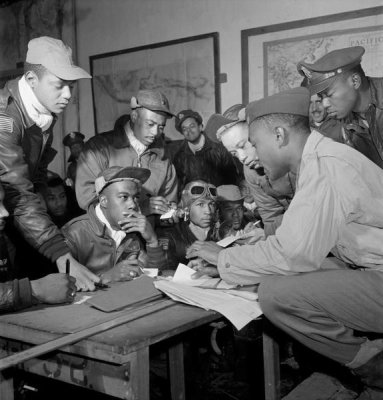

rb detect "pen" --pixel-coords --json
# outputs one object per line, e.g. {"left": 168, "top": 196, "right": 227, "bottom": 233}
{"left": 94, "top": 282, "right": 110, "bottom": 289}
{"left": 65, "top": 259, "right": 70, "bottom": 275}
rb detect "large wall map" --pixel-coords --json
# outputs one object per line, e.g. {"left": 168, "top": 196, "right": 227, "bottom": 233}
{"left": 91, "top": 36, "right": 217, "bottom": 139}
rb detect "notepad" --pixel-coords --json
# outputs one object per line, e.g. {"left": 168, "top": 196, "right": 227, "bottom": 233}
{"left": 87, "top": 275, "right": 162, "bottom": 312}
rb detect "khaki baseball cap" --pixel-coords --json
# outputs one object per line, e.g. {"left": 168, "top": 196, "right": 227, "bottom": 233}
{"left": 216, "top": 185, "right": 244, "bottom": 202}
{"left": 26, "top": 36, "right": 91, "bottom": 81}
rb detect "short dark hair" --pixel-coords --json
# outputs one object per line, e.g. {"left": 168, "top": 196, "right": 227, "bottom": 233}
{"left": 24, "top": 62, "right": 48, "bottom": 79}
{"left": 255, "top": 113, "right": 310, "bottom": 134}
{"left": 47, "top": 176, "right": 65, "bottom": 189}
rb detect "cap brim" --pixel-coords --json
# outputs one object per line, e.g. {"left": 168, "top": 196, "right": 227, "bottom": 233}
{"left": 48, "top": 65, "right": 92, "bottom": 81}
{"left": 143, "top": 106, "right": 175, "bottom": 118}
{"left": 112, "top": 167, "right": 151, "bottom": 185}
{"left": 217, "top": 195, "right": 245, "bottom": 202}
{"left": 308, "top": 75, "right": 337, "bottom": 95}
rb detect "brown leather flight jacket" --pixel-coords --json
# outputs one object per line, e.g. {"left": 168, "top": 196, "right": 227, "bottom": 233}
{"left": 0, "top": 78, "right": 68, "bottom": 261}
{"left": 62, "top": 202, "right": 167, "bottom": 276}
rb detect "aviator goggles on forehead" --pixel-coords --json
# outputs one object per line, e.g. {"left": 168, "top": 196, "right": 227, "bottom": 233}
{"left": 187, "top": 183, "right": 217, "bottom": 199}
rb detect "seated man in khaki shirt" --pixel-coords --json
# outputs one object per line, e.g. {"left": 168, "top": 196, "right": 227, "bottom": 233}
{"left": 187, "top": 87, "right": 383, "bottom": 399}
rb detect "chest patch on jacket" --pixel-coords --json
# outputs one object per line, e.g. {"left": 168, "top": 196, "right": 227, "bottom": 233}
{"left": 0, "top": 115, "right": 13, "bottom": 134}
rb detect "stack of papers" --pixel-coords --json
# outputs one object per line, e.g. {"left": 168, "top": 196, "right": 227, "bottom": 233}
{"left": 154, "top": 264, "right": 262, "bottom": 330}
{"left": 172, "top": 263, "right": 236, "bottom": 289}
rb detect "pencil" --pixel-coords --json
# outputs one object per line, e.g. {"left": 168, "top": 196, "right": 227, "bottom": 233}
{"left": 66, "top": 259, "right": 70, "bottom": 275}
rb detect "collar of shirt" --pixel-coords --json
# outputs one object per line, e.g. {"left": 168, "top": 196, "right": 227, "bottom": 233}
{"left": 18, "top": 75, "right": 53, "bottom": 132}
{"left": 95, "top": 203, "right": 126, "bottom": 248}
{"left": 296, "top": 129, "right": 324, "bottom": 185}
{"left": 188, "top": 134, "right": 205, "bottom": 154}
{"left": 189, "top": 220, "right": 210, "bottom": 240}
{"left": 125, "top": 123, "right": 148, "bottom": 156}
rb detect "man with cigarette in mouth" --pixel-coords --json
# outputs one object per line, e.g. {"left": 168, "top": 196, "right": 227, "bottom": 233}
{"left": 62, "top": 166, "right": 167, "bottom": 283}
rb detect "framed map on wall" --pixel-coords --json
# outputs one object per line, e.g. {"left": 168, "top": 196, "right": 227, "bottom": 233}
{"left": 241, "top": 6, "right": 383, "bottom": 104}
{"left": 90, "top": 32, "right": 221, "bottom": 139}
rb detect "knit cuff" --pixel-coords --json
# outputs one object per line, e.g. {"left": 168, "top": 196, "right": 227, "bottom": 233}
{"left": 38, "top": 234, "right": 70, "bottom": 262}
{"left": 14, "top": 278, "right": 33, "bottom": 310}
{"left": 146, "top": 245, "right": 167, "bottom": 270}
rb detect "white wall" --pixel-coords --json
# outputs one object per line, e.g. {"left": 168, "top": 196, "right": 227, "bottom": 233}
{"left": 75, "top": 0, "right": 383, "bottom": 139}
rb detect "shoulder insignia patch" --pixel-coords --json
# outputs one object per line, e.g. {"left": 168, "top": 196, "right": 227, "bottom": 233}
{"left": 0, "top": 116, "right": 13, "bottom": 133}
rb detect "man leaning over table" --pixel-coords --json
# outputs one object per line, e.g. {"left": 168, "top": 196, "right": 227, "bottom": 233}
{"left": 186, "top": 87, "right": 383, "bottom": 400}
{"left": 0, "top": 36, "right": 99, "bottom": 291}
{"left": 0, "top": 182, "right": 76, "bottom": 313}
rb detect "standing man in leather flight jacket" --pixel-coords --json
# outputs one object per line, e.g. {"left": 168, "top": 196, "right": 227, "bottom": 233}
{"left": 0, "top": 36, "right": 98, "bottom": 291}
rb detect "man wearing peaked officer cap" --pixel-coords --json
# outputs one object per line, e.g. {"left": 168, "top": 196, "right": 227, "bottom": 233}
{"left": 62, "top": 166, "right": 167, "bottom": 281}
{"left": 187, "top": 86, "right": 383, "bottom": 399}
{"left": 0, "top": 36, "right": 99, "bottom": 291}
{"left": 298, "top": 46, "right": 383, "bottom": 169}
{"left": 172, "top": 108, "right": 240, "bottom": 195}
{"left": 63, "top": 131, "right": 85, "bottom": 186}
{"left": 76, "top": 89, "right": 178, "bottom": 217}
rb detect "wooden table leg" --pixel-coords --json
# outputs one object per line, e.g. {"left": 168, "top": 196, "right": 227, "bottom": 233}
{"left": 0, "top": 369, "right": 14, "bottom": 400}
{"left": 168, "top": 340, "right": 185, "bottom": 400}
{"left": 263, "top": 320, "right": 280, "bottom": 400}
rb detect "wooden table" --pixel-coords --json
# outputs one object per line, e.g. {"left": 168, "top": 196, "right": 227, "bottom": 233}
{"left": 0, "top": 298, "right": 220, "bottom": 400}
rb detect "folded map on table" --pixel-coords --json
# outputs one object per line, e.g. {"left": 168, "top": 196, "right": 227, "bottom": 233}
{"left": 88, "top": 275, "right": 163, "bottom": 312}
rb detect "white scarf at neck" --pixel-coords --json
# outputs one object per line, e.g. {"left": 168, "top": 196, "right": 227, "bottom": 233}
{"left": 125, "top": 123, "right": 147, "bottom": 156}
{"left": 188, "top": 134, "right": 205, "bottom": 154}
{"left": 18, "top": 76, "right": 53, "bottom": 132}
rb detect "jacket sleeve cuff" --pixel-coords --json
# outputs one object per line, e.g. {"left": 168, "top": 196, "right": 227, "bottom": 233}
{"left": 146, "top": 245, "right": 167, "bottom": 270}
{"left": 13, "top": 278, "right": 33, "bottom": 310}
{"left": 38, "top": 234, "right": 70, "bottom": 262}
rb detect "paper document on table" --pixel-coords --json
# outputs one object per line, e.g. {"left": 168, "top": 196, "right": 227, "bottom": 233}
{"left": 217, "top": 223, "right": 263, "bottom": 247}
{"left": 154, "top": 280, "right": 262, "bottom": 330}
{"left": 142, "top": 268, "right": 158, "bottom": 277}
{"left": 173, "top": 263, "right": 236, "bottom": 289}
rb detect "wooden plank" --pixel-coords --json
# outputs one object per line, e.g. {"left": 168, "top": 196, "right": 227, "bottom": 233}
{"left": 263, "top": 319, "right": 281, "bottom": 400}
{"left": 0, "top": 338, "right": 149, "bottom": 400}
{"left": 0, "top": 370, "right": 13, "bottom": 400}
{"left": 168, "top": 341, "right": 185, "bottom": 400}
{"left": 0, "top": 303, "right": 219, "bottom": 364}
{"left": 282, "top": 372, "right": 357, "bottom": 400}
{"left": 0, "top": 346, "right": 13, "bottom": 400}
{"left": 0, "top": 299, "right": 174, "bottom": 372}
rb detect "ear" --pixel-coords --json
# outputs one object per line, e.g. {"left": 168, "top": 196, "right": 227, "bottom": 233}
{"left": 350, "top": 73, "right": 362, "bottom": 90}
{"left": 24, "top": 71, "right": 38, "bottom": 89}
{"left": 130, "top": 109, "right": 138, "bottom": 123}
{"left": 99, "top": 194, "right": 108, "bottom": 208}
{"left": 199, "top": 123, "right": 204, "bottom": 131}
{"left": 274, "top": 126, "right": 287, "bottom": 147}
